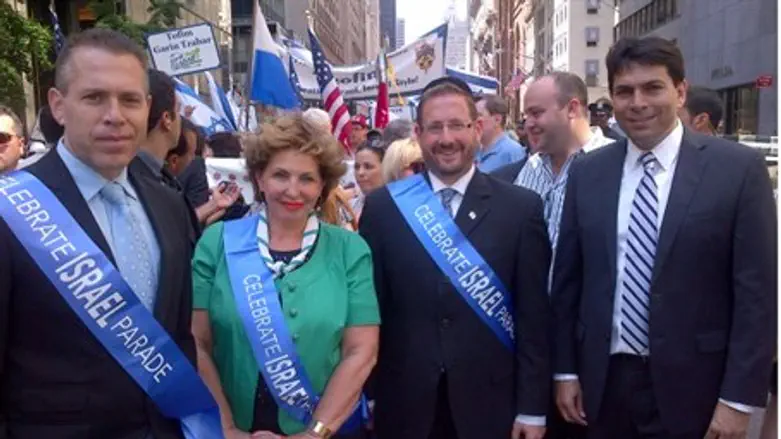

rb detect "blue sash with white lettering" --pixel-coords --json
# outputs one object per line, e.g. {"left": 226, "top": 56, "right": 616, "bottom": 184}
{"left": 388, "top": 174, "right": 516, "bottom": 350}
{"left": 223, "top": 215, "right": 365, "bottom": 431}
{"left": 0, "top": 171, "right": 223, "bottom": 439}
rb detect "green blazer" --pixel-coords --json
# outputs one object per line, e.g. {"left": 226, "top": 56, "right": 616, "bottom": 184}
{"left": 192, "top": 221, "right": 380, "bottom": 434}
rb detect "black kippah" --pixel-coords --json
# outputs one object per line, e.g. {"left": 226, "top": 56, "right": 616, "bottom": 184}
{"left": 421, "top": 76, "right": 473, "bottom": 97}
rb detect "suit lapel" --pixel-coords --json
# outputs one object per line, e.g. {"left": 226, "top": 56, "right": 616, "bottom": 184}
{"left": 128, "top": 163, "right": 175, "bottom": 320}
{"left": 455, "top": 171, "right": 491, "bottom": 237}
{"left": 601, "top": 141, "right": 627, "bottom": 292}
{"left": 31, "top": 150, "right": 116, "bottom": 264}
{"left": 652, "top": 131, "right": 707, "bottom": 283}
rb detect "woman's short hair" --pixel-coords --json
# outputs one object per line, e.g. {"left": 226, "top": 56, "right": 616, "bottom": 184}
{"left": 382, "top": 138, "right": 422, "bottom": 183}
{"left": 244, "top": 114, "right": 346, "bottom": 204}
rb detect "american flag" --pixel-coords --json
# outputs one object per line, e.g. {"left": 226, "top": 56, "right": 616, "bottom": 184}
{"left": 49, "top": 2, "right": 66, "bottom": 54}
{"left": 307, "top": 28, "right": 352, "bottom": 152}
{"left": 505, "top": 69, "right": 528, "bottom": 94}
{"left": 374, "top": 49, "right": 390, "bottom": 129}
{"left": 288, "top": 55, "right": 304, "bottom": 107}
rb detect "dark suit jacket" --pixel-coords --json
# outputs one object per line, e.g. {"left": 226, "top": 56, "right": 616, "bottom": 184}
{"left": 177, "top": 157, "right": 210, "bottom": 209}
{"left": 551, "top": 130, "right": 777, "bottom": 435}
{"left": 131, "top": 156, "right": 200, "bottom": 242}
{"left": 359, "top": 171, "right": 551, "bottom": 439}
{"left": 0, "top": 151, "right": 197, "bottom": 439}
{"left": 491, "top": 157, "right": 528, "bottom": 183}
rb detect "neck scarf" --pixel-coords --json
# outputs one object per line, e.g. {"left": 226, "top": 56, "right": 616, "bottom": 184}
{"left": 255, "top": 203, "right": 319, "bottom": 278}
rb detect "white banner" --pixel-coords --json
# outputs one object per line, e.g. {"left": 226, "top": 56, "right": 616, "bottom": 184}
{"left": 205, "top": 157, "right": 357, "bottom": 202}
{"left": 147, "top": 23, "right": 222, "bottom": 77}
{"left": 285, "top": 24, "right": 447, "bottom": 101}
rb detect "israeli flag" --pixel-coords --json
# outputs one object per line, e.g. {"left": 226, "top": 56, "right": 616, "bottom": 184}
{"left": 173, "top": 78, "right": 234, "bottom": 136}
{"left": 204, "top": 72, "right": 238, "bottom": 131}
{"left": 249, "top": 0, "right": 299, "bottom": 109}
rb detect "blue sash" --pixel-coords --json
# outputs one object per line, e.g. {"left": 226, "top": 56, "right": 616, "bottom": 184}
{"left": 223, "top": 215, "right": 365, "bottom": 431}
{"left": 0, "top": 171, "right": 223, "bottom": 439}
{"left": 388, "top": 174, "right": 516, "bottom": 350}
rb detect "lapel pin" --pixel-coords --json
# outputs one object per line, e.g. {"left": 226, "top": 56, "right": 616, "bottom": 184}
{"left": 468, "top": 211, "right": 476, "bottom": 220}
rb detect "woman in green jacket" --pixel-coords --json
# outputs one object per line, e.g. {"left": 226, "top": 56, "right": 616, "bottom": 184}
{"left": 192, "top": 114, "right": 380, "bottom": 439}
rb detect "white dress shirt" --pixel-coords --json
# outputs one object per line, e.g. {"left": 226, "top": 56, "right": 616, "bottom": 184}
{"left": 428, "top": 165, "right": 475, "bottom": 216}
{"left": 611, "top": 122, "right": 683, "bottom": 355}
{"left": 556, "top": 121, "right": 753, "bottom": 413}
{"left": 430, "top": 165, "right": 546, "bottom": 427}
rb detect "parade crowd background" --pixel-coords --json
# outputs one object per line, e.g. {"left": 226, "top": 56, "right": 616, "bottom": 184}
{"left": 0, "top": 1, "right": 778, "bottom": 439}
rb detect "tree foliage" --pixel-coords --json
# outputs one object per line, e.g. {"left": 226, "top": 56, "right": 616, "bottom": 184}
{"left": 0, "top": 2, "right": 53, "bottom": 120}
{"left": 88, "top": 0, "right": 182, "bottom": 48}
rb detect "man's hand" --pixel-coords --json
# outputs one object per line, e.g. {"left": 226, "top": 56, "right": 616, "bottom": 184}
{"left": 212, "top": 183, "right": 241, "bottom": 210}
{"left": 512, "top": 422, "right": 545, "bottom": 439}
{"left": 184, "top": 105, "right": 196, "bottom": 119}
{"left": 704, "top": 402, "right": 751, "bottom": 439}
{"left": 198, "top": 183, "right": 242, "bottom": 226}
{"left": 555, "top": 379, "right": 587, "bottom": 426}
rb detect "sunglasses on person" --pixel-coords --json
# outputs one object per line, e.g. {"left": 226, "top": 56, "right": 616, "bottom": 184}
{"left": 0, "top": 132, "right": 17, "bottom": 144}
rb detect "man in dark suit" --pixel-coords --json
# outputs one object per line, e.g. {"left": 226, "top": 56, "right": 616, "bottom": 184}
{"left": 552, "top": 37, "right": 777, "bottom": 439}
{"left": 360, "top": 77, "right": 551, "bottom": 439}
{"left": 0, "top": 29, "right": 198, "bottom": 438}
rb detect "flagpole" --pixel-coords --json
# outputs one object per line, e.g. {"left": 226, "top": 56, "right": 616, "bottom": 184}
{"left": 244, "top": 0, "right": 258, "bottom": 132}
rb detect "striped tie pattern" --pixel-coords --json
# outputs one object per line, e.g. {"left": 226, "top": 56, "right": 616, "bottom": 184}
{"left": 439, "top": 188, "right": 458, "bottom": 218}
{"left": 620, "top": 152, "right": 658, "bottom": 355}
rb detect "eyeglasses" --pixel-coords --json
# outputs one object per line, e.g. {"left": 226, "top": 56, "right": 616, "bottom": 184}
{"left": 0, "top": 132, "right": 17, "bottom": 144}
{"left": 409, "top": 161, "right": 426, "bottom": 174}
{"left": 422, "top": 121, "right": 474, "bottom": 135}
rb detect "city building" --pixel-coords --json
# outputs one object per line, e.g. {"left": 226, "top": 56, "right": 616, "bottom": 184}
{"left": 18, "top": 0, "right": 232, "bottom": 125}
{"left": 469, "top": 0, "right": 497, "bottom": 76}
{"left": 529, "top": 0, "right": 618, "bottom": 103}
{"left": 396, "top": 18, "right": 406, "bottom": 48}
{"left": 232, "top": 0, "right": 375, "bottom": 89}
{"left": 380, "top": 0, "right": 398, "bottom": 50}
{"left": 445, "top": 1, "right": 470, "bottom": 71}
{"left": 366, "top": 0, "right": 381, "bottom": 59}
{"left": 616, "top": 0, "right": 778, "bottom": 135}
{"left": 470, "top": 0, "right": 533, "bottom": 119}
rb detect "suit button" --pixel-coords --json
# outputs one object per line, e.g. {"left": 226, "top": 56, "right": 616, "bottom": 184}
{"left": 288, "top": 283, "right": 296, "bottom": 292}
{"left": 290, "top": 308, "right": 299, "bottom": 318}
{"left": 292, "top": 333, "right": 300, "bottom": 342}
{"left": 440, "top": 318, "right": 450, "bottom": 328}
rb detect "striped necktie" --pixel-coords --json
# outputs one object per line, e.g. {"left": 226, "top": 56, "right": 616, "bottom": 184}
{"left": 439, "top": 188, "right": 458, "bottom": 218}
{"left": 620, "top": 152, "right": 658, "bottom": 355}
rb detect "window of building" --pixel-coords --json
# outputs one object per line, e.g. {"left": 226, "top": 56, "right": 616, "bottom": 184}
{"left": 720, "top": 84, "right": 759, "bottom": 135}
{"left": 586, "top": 0, "right": 599, "bottom": 14}
{"left": 586, "top": 27, "right": 600, "bottom": 47}
{"left": 585, "top": 59, "right": 600, "bottom": 86}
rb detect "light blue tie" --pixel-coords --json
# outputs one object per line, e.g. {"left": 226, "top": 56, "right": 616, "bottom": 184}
{"left": 620, "top": 152, "right": 658, "bottom": 355}
{"left": 100, "top": 182, "right": 156, "bottom": 311}
{"left": 439, "top": 188, "right": 458, "bottom": 218}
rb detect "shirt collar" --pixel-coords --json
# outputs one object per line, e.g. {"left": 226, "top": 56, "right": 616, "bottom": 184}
{"left": 626, "top": 120, "right": 683, "bottom": 172}
{"left": 528, "top": 127, "right": 611, "bottom": 169}
{"left": 137, "top": 149, "right": 164, "bottom": 178}
{"left": 428, "top": 165, "right": 476, "bottom": 197}
{"left": 56, "top": 139, "right": 136, "bottom": 202}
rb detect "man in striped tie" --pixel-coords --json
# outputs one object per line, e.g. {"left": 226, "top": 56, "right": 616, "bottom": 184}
{"left": 551, "top": 36, "right": 776, "bottom": 439}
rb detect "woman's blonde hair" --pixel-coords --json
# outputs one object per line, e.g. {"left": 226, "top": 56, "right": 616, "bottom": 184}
{"left": 382, "top": 137, "right": 422, "bottom": 183}
{"left": 244, "top": 114, "right": 346, "bottom": 205}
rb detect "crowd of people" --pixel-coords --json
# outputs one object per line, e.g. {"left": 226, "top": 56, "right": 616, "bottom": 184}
{"left": 0, "top": 26, "right": 776, "bottom": 439}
